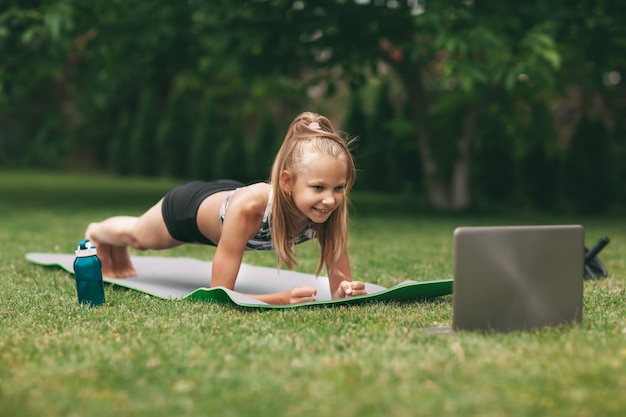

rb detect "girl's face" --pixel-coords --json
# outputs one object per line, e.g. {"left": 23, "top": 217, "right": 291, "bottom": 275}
{"left": 282, "top": 156, "right": 348, "bottom": 223}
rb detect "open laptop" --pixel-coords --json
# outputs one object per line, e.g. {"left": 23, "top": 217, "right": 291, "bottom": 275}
{"left": 452, "top": 225, "right": 584, "bottom": 332}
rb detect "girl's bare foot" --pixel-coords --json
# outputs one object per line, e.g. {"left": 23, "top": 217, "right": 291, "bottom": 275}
{"left": 110, "top": 245, "right": 137, "bottom": 278}
{"left": 96, "top": 243, "right": 114, "bottom": 277}
{"left": 86, "top": 222, "right": 137, "bottom": 278}
{"left": 96, "top": 243, "right": 137, "bottom": 278}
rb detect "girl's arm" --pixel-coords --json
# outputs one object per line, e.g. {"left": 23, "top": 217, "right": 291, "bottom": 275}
{"left": 328, "top": 250, "right": 367, "bottom": 300}
{"left": 212, "top": 239, "right": 318, "bottom": 305}
{"left": 210, "top": 191, "right": 317, "bottom": 305}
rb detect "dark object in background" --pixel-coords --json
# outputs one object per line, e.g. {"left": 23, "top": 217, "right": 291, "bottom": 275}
{"left": 584, "top": 236, "right": 610, "bottom": 280}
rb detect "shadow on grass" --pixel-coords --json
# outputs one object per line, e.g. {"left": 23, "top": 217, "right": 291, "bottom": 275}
{"left": 0, "top": 171, "right": 177, "bottom": 211}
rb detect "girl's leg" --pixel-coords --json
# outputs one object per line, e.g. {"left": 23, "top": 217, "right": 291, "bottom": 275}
{"left": 86, "top": 199, "right": 182, "bottom": 278}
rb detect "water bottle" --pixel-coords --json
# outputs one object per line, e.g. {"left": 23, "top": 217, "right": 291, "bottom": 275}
{"left": 73, "top": 239, "right": 105, "bottom": 306}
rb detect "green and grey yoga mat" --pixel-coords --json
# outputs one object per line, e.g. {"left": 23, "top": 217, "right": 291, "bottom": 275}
{"left": 26, "top": 253, "right": 453, "bottom": 309}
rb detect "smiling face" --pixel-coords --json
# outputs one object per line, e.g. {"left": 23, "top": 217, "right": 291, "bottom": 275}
{"left": 281, "top": 156, "right": 348, "bottom": 224}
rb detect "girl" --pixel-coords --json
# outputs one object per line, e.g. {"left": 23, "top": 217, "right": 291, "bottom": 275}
{"left": 85, "top": 112, "right": 367, "bottom": 305}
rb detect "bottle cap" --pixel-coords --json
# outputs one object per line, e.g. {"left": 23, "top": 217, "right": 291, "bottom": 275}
{"left": 75, "top": 238, "right": 97, "bottom": 257}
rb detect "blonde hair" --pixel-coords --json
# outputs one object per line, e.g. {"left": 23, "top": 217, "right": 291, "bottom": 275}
{"left": 269, "top": 112, "right": 356, "bottom": 276}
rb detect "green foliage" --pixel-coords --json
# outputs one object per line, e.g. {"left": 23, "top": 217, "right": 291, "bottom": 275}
{"left": 347, "top": 81, "right": 422, "bottom": 194}
{"left": 127, "top": 88, "right": 160, "bottom": 176}
{"left": 187, "top": 95, "right": 219, "bottom": 181}
{"left": 0, "top": 1, "right": 74, "bottom": 100}
{"left": 471, "top": 100, "right": 518, "bottom": 205}
{"left": 213, "top": 123, "right": 247, "bottom": 181}
{"left": 1, "top": 1, "right": 626, "bottom": 213}
{"left": 347, "top": 86, "right": 384, "bottom": 189}
{"left": 562, "top": 116, "right": 616, "bottom": 214}
{"left": 472, "top": 92, "right": 562, "bottom": 210}
{"left": 247, "top": 112, "right": 280, "bottom": 182}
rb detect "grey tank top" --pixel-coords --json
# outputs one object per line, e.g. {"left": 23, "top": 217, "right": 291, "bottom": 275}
{"left": 219, "top": 189, "right": 315, "bottom": 251}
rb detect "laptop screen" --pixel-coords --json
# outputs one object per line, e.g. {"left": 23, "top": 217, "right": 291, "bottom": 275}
{"left": 452, "top": 225, "right": 584, "bottom": 332}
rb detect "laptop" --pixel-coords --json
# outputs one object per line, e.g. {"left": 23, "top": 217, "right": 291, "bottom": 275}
{"left": 452, "top": 225, "right": 584, "bottom": 332}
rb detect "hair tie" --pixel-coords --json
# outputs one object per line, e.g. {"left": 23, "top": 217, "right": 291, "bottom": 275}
{"left": 309, "top": 122, "right": 321, "bottom": 130}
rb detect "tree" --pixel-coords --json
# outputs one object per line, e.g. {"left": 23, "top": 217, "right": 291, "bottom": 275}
{"left": 215, "top": 0, "right": 565, "bottom": 209}
{"left": 3, "top": 1, "right": 625, "bottom": 211}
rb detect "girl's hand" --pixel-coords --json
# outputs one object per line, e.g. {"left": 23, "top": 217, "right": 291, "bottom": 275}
{"left": 333, "top": 280, "right": 367, "bottom": 299}
{"left": 286, "top": 285, "right": 317, "bottom": 304}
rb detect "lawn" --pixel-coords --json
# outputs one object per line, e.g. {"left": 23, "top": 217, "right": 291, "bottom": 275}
{"left": 1, "top": 171, "right": 625, "bottom": 417}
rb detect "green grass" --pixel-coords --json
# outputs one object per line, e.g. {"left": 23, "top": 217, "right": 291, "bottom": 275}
{"left": 1, "top": 170, "right": 625, "bottom": 417}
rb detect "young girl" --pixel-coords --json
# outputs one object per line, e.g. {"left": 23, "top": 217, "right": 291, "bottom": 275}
{"left": 85, "top": 112, "right": 367, "bottom": 305}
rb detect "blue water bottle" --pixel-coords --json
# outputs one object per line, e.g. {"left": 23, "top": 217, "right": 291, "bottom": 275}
{"left": 73, "top": 239, "right": 105, "bottom": 306}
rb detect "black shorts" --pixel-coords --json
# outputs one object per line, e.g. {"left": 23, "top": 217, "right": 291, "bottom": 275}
{"left": 161, "top": 179, "right": 244, "bottom": 245}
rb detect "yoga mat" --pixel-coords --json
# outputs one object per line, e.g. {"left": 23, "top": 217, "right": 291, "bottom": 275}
{"left": 25, "top": 253, "right": 453, "bottom": 309}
